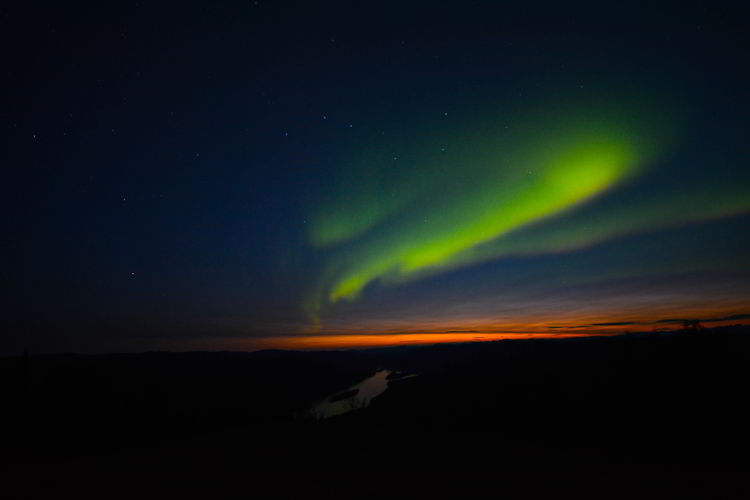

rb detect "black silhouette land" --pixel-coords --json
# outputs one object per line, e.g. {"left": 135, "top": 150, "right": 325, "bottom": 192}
{"left": 4, "top": 324, "right": 749, "bottom": 499}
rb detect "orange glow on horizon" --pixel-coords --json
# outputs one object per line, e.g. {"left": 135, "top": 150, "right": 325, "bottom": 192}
{"left": 167, "top": 314, "right": 749, "bottom": 352}
{"left": 254, "top": 332, "right": 615, "bottom": 350}
{"left": 254, "top": 314, "right": 748, "bottom": 350}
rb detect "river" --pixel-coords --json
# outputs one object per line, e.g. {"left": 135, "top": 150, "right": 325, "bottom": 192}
{"left": 311, "top": 369, "right": 393, "bottom": 419}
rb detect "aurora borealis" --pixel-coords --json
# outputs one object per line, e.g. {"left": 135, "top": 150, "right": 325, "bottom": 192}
{"left": 302, "top": 88, "right": 750, "bottom": 336}
{"left": 5, "top": 2, "right": 750, "bottom": 354}
{"left": 307, "top": 96, "right": 663, "bottom": 311}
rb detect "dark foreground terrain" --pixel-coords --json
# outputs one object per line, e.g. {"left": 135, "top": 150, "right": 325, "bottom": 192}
{"left": 4, "top": 325, "right": 750, "bottom": 499}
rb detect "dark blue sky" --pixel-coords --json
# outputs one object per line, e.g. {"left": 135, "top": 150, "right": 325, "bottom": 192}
{"left": 4, "top": 2, "right": 750, "bottom": 354}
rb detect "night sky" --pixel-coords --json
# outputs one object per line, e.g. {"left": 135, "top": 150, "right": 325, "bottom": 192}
{"left": 5, "top": 2, "right": 750, "bottom": 354}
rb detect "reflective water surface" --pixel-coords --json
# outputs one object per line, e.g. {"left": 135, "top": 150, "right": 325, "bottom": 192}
{"left": 311, "top": 369, "right": 392, "bottom": 419}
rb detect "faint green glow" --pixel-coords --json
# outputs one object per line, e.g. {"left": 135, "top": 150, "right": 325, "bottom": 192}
{"left": 308, "top": 150, "right": 436, "bottom": 246}
{"left": 308, "top": 184, "right": 403, "bottom": 246}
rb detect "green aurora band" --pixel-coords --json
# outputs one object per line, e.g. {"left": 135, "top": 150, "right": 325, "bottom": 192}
{"left": 304, "top": 96, "right": 749, "bottom": 326}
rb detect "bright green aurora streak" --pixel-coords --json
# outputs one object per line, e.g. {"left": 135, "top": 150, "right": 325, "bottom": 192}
{"left": 304, "top": 96, "right": 744, "bottom": 325}
{"left": 327, "top": 136, "right": 635, "bottom": 302}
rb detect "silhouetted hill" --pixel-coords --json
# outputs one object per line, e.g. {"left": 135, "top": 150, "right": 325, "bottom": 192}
{"left": 3, "top": 325, "right": 749, "bottom": 498}
{"left": 3, "top": 349, "right": 378, "bottom": 459}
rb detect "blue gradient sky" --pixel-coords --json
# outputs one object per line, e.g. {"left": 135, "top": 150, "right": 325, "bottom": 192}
{"left": 4, "top": 2, "right": 750, "bottom": 353}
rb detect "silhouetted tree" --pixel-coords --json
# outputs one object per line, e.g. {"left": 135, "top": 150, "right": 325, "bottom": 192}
{"left": 682, "top": 320, "right": 704, "bottom": 331}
